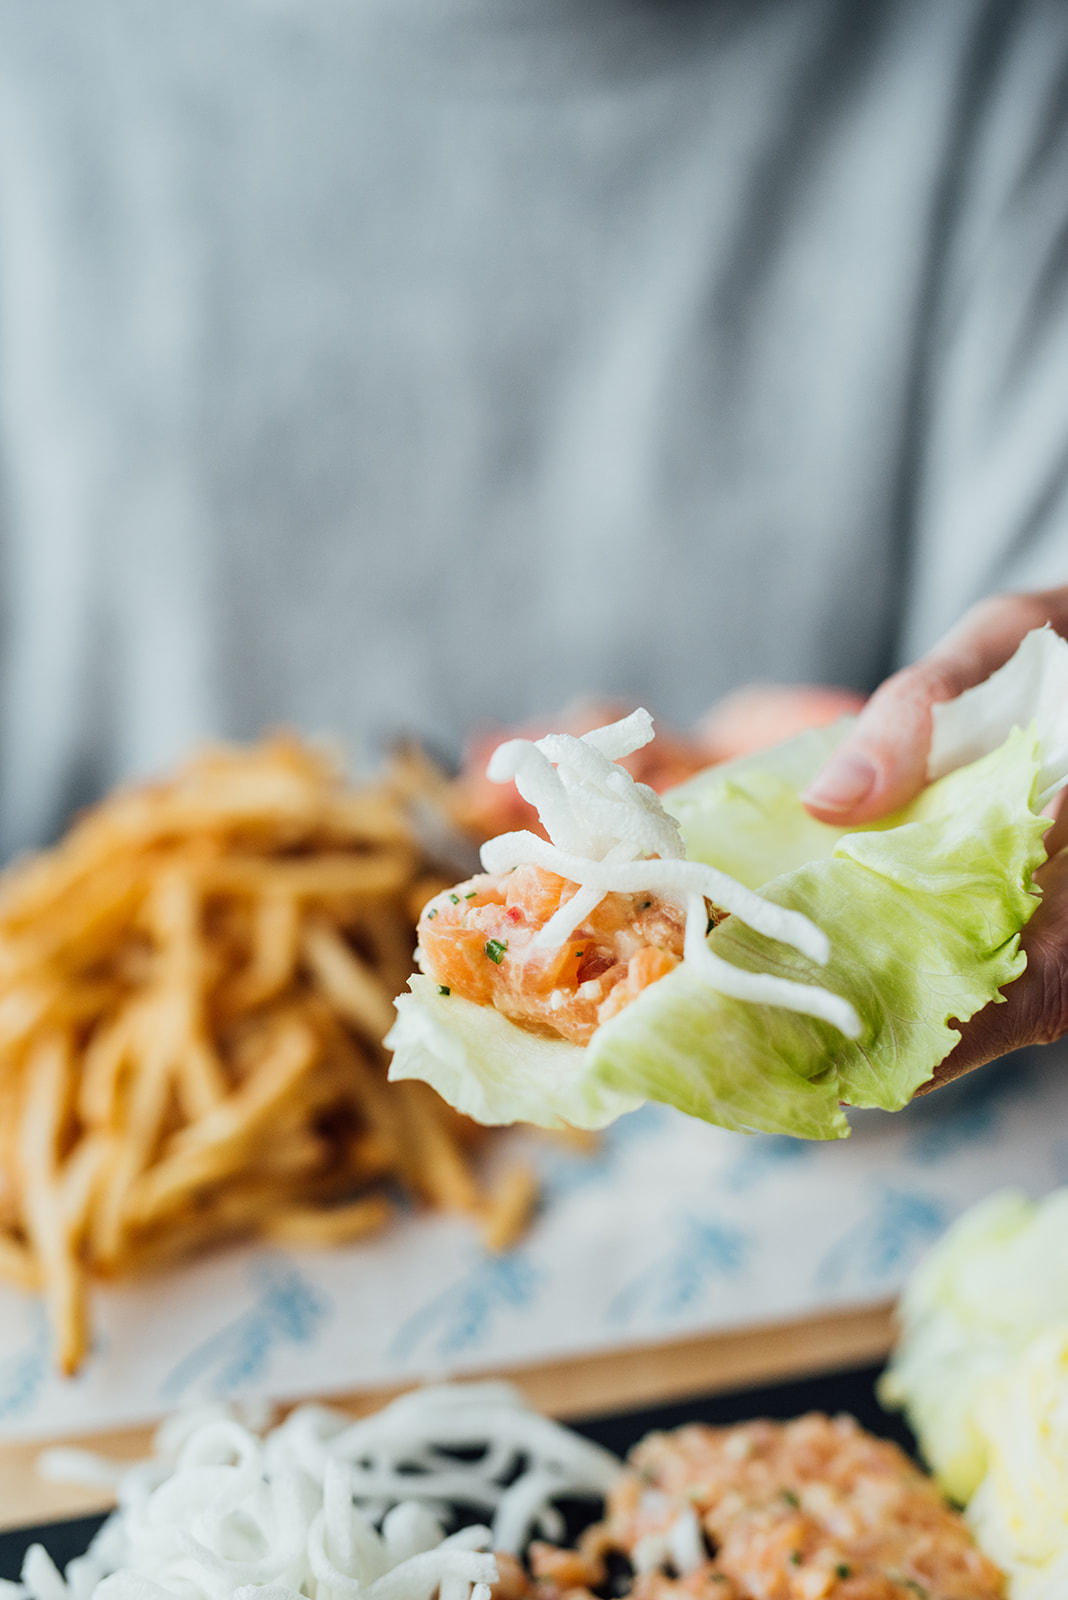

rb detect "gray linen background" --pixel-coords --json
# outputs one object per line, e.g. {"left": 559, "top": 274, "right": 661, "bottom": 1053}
{"left": 0, "top": 0, "right": 1066, "bottom": 853}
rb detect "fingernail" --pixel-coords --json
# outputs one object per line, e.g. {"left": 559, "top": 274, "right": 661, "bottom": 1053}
{"left": 802, "top": 751, "right": 877, "bottom": 813}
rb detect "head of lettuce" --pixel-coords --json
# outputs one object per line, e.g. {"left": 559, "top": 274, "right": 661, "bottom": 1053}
{"left": 386, "top": 629, "right": 1068, "bottom": 1141}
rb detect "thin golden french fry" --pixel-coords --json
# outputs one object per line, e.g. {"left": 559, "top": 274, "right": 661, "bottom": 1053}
{"left": 146, "top": 870, "right": 228, "bottom": 1118}
{"left": 126, "top": 1015, "right": 320, "bottom": 1226}
{"left": 0, "top": 846, "right": 135, "bottom": 942}
{"left": 0, "top": 1231, "right": 40, "bottom": 1290}
{"left": 89, "top": 1017, "right": 177, "bottom": 1266}
{"left": 127, "top": 1130, "right": 327, "bottom": 1230}
{"left": 262, "top": 1194, "right": 392, "bottom": 1247}
{"left": 10, "top": 858, "right": 148, "bottom": 974}
{"left": 176, "top": 1036, "right": 229, "bottom": 1122}
{"left": 79, "top": 1007, "right": 137, "bottom": 1128}
{"left": 222, "top": 891, "right": 300, "bottom": 1011}
{"left": 171, "top": 1012, "right": 319, "bottom": 1155}
{"left": 17, "top": 1033, "right": 89, "bottom": 1374}
{"left": 300, "top": 1001, "right": 404, "bottom": 1161}
{"left": 17, "top": 1034, "right": 71, "bottom": 1172}
{"left": 392, "top": 1081, "right": 483, "bottom": 1214}
{"left": 480, "top": 1163, "right": 540, "bottom": 1253}
{"left": 0, "top": 1070, "right": 24, "bottom": 1154}
{"left": 344, "top": 906, "right": 419, "bottom": 998}
{"left": 113, "top": 1186, "right": 315, "bottom": 1277}
{"left": 0, "top": 984, "right": 54, "bottom": 1055}
{"left": 59, "top": 1134, "right": 109, "bottom": 1240}
{"left": 344, "top": 1130, "right": 397, "bottom": 1184}
{"left": 115, "top": 1172, "right": 376, "bottom": 1277}
{"left": 253, "top": 1131, "right": 328, "bottom": 1177}
{"left": 319, "top": 791, "right": 415, "bottom": 846}
{"left": 202, "top": 850, "right": 414, "bottom": 900}
{"left": 301, "top": 918, "right": 397, "bottom": 1042}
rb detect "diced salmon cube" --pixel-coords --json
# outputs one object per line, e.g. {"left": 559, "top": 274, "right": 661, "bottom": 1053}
{"left": 504, "top": 864, "right": 571, "bottom": 923}
{"left": 629, "top": 946, "right": 680, "bottom": 990}
{"left": 419, "top": 925, "right": 497, "bottom": 1003}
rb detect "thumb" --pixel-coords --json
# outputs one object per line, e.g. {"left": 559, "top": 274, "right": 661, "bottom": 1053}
{"left": 800, "top": 658, "right": 961, "bottom": 823}
{"left": 802, "top": 594, "right": 1058, "bottom": 825}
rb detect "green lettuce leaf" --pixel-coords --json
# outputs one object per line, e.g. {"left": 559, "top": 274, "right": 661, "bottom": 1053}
{"left": 388, "top": 724, "right": 1048, "bottom": 1139}
{"left": 388, "top": 974, "right": 640, "bottom": 1130}
{"left": 663, "top": 720, "right": 853, "bottom": 888}
{"left": 585, "top": 959, "right": 849, "bottom": 1138}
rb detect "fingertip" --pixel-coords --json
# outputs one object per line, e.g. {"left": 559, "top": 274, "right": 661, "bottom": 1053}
{"left": 800, "top": 749, "right": 877, "bottom": 821}
{"left": 801, "top": 665, "right": 939, "bottom": 823}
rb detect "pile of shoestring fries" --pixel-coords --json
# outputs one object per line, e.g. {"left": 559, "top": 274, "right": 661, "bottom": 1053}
{"left": 0, "top": 737, "right": 539, "bottom": 1375}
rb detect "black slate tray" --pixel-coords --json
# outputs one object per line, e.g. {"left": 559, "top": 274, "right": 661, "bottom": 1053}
{"left": 0, "top": 1361, "right": 916, "bottom": 1584}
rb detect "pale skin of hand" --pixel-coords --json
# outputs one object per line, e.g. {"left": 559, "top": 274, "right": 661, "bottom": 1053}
{"left": 800, "top": 586, "right": 1068, "bottom": 1091}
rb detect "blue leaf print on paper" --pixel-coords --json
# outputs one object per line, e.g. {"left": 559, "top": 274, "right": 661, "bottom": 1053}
{"left": 390, "top": 1252, "right": 539, "bottom": 1362}
{"left": 816, "top": 1187, "right": 946, "bottom": 1292}
{"left": 608, "top": 1214, "right": 747, "bottom": 1326}
{"left": 0, "top": 1304, "right": 49, "bottom": 1422}
{"left": 610, "top": 1103, "right": 671, "bottom": 1143}
{"left": 161, "top": 1256, "right": 330, "bottom": 1402}
{"left": 904, "top": 1053, "right": 1034, "bottom": 1161}
{"left": 538, "top": 1104, "right": 670, "bottom": 1201}
{"left": 725, "top": 1135, "right": 813, "bottom": 1192}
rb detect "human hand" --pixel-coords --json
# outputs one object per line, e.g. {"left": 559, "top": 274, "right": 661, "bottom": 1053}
{"left": 800, "top": 587, "right": 1068, "bottom": 1089}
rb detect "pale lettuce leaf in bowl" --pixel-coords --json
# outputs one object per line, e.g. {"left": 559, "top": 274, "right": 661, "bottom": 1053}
{"left": 389, "top": 630, "right": 1067, "bottom": 1140}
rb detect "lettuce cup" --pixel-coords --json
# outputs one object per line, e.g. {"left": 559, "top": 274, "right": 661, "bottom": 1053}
{"left": 388, "top": 630, "right": 1068, "bottom": 1140}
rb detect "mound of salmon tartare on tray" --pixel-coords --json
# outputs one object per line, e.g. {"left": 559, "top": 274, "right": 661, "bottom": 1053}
{"left": 517, "top": 1414, "right": 1003, "bottom": 1600}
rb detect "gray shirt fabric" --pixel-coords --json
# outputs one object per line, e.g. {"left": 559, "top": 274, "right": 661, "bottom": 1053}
{"left": 0, "top": 0, "right": 1066, "bottom": 854}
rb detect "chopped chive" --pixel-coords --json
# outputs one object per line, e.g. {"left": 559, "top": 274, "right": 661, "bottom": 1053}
{"left": 789, "top": 1550, "right": 801, "bottom": 1566}
{"left": 835, "top": 1566, "right": 851, "bottom": 1581}
{"left": 640, "top": 900, "right": 652, "bottom": 910}
{"left": 437, "top": 985, "right": 451, "bottom": 996}
{"left": 781, "top": 1488, "right": 799, "bottom": 1508}
{"left": 574, "top": 949, "right": 584, "bottom": 958}
{"left": 485, "top": 938, "right": 508, "bottom": 964}
{"left": 464, "top": 890, "right": 478, "bottom": 899}
{"left": 449, "top": 893, "right": 460, "bottom": 904}
{"left": 426, "top": 908, "right": 437, "bottom": 920}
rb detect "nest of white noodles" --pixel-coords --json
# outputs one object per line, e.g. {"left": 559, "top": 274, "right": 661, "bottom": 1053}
{"left": 11, "top": 1384, "right": 620, "bottom": 1600}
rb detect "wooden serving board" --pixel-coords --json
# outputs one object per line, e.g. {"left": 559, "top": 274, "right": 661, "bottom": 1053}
{"left": 0, "top": 1299, "right": 894, "bottom": 1531}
